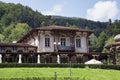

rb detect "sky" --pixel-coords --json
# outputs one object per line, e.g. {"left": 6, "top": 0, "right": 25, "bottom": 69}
{"left": 0, "top": 0, "right": 120, "bottom": 22}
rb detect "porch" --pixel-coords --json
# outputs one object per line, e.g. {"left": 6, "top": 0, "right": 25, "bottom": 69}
{"left": 0, "top": 52, "right": 110, "bottom": 64}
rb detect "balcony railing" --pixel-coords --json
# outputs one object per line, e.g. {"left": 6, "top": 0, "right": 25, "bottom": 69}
{"left": 57, "top": 45, "right": 75, "bottom": 52}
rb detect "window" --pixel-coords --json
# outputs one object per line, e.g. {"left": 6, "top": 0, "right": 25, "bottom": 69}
{"left": 45, "top": 38, "right": 50, "bottom": 47}
{"left": 76, "top": 38, "right": 81, "bottom": 48}
{"left": 61, "top": 38, "right": 66, "bottom": 46}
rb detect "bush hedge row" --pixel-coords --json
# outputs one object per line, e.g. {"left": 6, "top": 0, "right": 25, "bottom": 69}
{"left": 0, "top": 63, "right": 120, "bottom": 70}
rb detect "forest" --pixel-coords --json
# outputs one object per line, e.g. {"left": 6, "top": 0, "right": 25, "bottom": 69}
{"left": 0, "top": 1, "right": 120, "bottom": 52}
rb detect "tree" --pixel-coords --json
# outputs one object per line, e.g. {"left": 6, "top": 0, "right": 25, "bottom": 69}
{"left": 89, "top": 33, "right": 98, "bottom": 52}
{"left": 106, "top": 20, "right": 120, "bottom": 37}
{"left": 2, "top": 23, "right": 15, "bottom": 42}
{"left": 8, "top": 23, "right": 31, "bottom": 42}
{"left": 69, "top": 25, "right": 78, "bottom": 28}
{"left": 0, "top": 34, "right": 4, "bottom": 42}
{"left": 96, "top": 31, "right": 107, "bottom": 52}
{"left": 102, "top": 36, "right": 115, "bottom": 53}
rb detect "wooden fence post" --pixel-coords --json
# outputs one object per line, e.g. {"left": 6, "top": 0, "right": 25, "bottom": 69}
{"left": 54, "top": 72, "right": 57, "bottom": 80}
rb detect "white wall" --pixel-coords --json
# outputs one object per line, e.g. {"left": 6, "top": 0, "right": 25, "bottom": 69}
{"left": 26, "top": 31, "right": 89, "bottom": 53}
{"left": 75, "top": 32, "right": 88, "bottom": 53}
{"left": 75, "top": 36, "right": 88, "bottom": 53}
{"left": 38, "top": 32, "right": 54, "bottom": 52}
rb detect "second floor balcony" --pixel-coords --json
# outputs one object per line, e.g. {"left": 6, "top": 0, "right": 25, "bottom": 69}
{"left": 57, "top": 45, "right": 75, "bottom": 52}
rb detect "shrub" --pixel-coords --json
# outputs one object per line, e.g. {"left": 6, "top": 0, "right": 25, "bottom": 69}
{"left": 0, "top": 63, "right": 120, "bottom": 70}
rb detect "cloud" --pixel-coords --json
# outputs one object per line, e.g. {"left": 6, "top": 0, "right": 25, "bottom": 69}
{"left": 86, "top": 1, "right": 119, "bottom": 21}
{"left": 42, "top": 4, "right": 63, "bottom": 15}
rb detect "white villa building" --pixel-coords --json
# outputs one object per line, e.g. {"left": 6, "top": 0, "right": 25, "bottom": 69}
{"left": 0, "top": 25, "right": 110, "bottom": 63}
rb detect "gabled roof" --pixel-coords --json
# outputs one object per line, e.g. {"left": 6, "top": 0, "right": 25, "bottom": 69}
{"left": 0, "top": 43, "right": 37, "bottom": 48}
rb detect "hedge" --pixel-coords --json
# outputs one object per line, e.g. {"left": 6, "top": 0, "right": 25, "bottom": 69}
{"left": 0, "top": 63, "right": 120, "bottom": 70}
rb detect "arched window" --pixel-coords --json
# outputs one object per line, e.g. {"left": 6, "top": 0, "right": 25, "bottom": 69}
{"left": 76, "top": 36, "right": 81, "bottom": 48}
{"left": 45, "top": 35, "right": 50, "bottom": 47}
{"left": 61, "top": 38, "right": 66, "bottom": 46}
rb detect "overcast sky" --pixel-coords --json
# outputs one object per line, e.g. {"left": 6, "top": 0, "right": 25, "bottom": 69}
{"left": 0, "top": 0, "right": 120, "bottom": 22}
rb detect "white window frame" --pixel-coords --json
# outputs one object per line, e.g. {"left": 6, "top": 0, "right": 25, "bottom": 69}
{"left": 60, "top": 38, "right": 66, "bottom": 46}
{"left": 76, "top": 37, "right": 81, "bottom": 48}
{"left": 45, "top": 37, "right": 50, "bottom": 47}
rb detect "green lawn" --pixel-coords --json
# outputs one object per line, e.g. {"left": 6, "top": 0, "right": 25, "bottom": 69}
{"left": 0, "top": 68, "right": 120, "bottom": 80}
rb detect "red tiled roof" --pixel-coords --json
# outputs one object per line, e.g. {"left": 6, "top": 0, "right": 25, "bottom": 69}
{"left": 0, "top": 43, "right": 37, "bottom": 48}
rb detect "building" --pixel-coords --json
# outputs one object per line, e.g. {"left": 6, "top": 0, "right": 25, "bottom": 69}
{"left": 105, "top": 34, "right": 120, "bottom": 64}
{"left": 0, "top": 25, "right": 109, "bottom": 63}
{"left": 0, "top": 43, "right": 37, "bottom": 63}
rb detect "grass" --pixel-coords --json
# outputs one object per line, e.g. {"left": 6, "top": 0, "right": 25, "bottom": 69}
{"left": 0, "top": 68, "right": 120, "bottom": 80}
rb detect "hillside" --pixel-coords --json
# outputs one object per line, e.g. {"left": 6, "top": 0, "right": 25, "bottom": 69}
{"left": 0, "top": 1, "right": 46, "bottom": 29}
{"left": 49, "top": 16, "right": 108, "bottom": 35}
{"left": 0, "top": 1, "right": 107, "bottom": 34}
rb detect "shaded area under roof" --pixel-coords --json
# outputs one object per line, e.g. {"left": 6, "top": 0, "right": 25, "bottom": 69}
{"left": 0, "top": 43, "right": 37, "bottom": 48}
{"left": 105, "top": 42, "right": 120, "bottom": 49}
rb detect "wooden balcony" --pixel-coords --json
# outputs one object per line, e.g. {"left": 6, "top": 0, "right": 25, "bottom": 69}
{"left": 57, "top": 45, "right": 75, "bottom": 52}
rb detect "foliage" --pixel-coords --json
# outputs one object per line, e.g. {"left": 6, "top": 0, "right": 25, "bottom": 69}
{"left": 0, "top": 2, "right": 45, "bottom": 28}
{"left": 69, "top": 25, "right": 79, "bottom": 28}
{"left": 106, "top": 20, "right": 120, "bottom": 37}
{"left": 2, "top": 23, "right": 15, "bottom": 42}
{"left": 103, "top": 36, "right": 115, "bottom": 53}
{"left": 51, "top": 16, "right": 107, "bottom": 36}
{"left": 8, "top": 23, "right": 31, "bottom": 42}
{"left": 0, "top": 34, "right": 4, "bottom": 42}
{"left": 2, "top": 23, "right": 31, "bottom": 42}
{"left": 0, "top": 63, "right": 120, "bottom": 70}
{"left": 89, "top": 33, "right": 98, "bottom": 52}
{"left": 96, "top": 31, "right": 107, "bottom": 52}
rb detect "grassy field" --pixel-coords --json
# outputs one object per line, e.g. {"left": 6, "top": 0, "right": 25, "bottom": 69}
{"left": 0, "top": 68, "right": 120, "bottom": 80}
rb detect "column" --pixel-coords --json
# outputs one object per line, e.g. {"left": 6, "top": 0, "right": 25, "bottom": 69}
{"left": 0, "top": 54, "right": 2, "bottom": 63}
{"left": 107, "top": 55, "right": 110, "bottom": 64}
{"left": 92, "top": 55, "right": 96, "bottom": 59}
{"left": 18, "top": 54, "right": 22, "bottom": 63}
{"left": 80, "top": 54, "right": 83, "bottom": 64}
{"left": 96, "top": 55, "right": 99, "bottom": 60}
{"left": 80, "top": 56, "right": 82, "bottom": 64}
{"left": 37, "top": 54, "right": 40, "bottom": 63}
{"left": 57, "top": 54, "right": 60, "bottom": 64}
